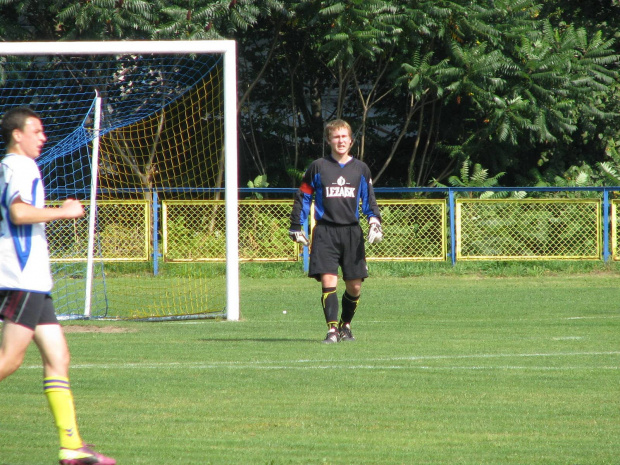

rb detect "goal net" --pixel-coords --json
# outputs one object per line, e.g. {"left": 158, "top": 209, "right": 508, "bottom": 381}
{"left": 0, "top": 41, "right": 239, "bottom": 321}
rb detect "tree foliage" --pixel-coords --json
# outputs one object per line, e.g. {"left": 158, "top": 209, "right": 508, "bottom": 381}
{"left": 0, "top": 0, "right": 619, "bottom": 189}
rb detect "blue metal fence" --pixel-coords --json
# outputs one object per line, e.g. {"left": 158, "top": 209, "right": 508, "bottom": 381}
{"left": 51, "top": 186, "right": 620, "bottom": 270}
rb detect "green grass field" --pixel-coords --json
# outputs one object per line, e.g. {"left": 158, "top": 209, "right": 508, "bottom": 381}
{"left": 1, "top": 273, "right": 619, "bottom": 464}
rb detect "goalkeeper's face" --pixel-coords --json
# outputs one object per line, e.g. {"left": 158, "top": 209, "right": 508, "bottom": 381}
{"left": 327, "top": 127, "right": 352, "bottom": 159}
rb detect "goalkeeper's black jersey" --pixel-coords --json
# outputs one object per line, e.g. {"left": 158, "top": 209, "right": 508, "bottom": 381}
{"left": 290, "top": 155, "right": 381, "bottom": 229}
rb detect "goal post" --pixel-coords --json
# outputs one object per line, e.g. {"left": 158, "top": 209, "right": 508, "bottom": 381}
{"left": 0, "top": 40, "right": 240, "bottom": 321}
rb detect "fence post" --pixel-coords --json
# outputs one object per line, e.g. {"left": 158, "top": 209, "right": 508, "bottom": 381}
{"left": 449, "top": 189, "right": 456, "bottom": 266}
{"left": 303, "top": 218, "right": 309, "bottom": 272}
{"left": 603, "top": 189, "right": 610, "bottom": 262}
{"left": 153, "top": 191, "right": 160, "bottom": 276}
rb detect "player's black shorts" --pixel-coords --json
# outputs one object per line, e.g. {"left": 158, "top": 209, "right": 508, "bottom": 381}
{"left": 0, "top": 290, "right": 57, "bottom": 330}
{"left": 309, "top": 222, "right": 368, "bottom": 281}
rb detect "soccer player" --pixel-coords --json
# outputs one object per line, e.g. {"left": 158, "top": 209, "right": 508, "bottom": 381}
{"left": 0, "top": 107, "right": 116, "bottom": 465}
{"left": 289, "top": 119, "right": 383, "bottom": 344}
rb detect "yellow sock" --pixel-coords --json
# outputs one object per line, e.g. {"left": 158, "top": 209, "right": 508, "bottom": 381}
{"left": 44, "top": 377, "right": 83, "bottom": 449}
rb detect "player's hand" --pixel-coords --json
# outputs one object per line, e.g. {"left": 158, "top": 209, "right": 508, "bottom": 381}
{"left": 367, "top": 222, "right": 383, "bottom": 244}
{"left": 60, "top": 198, "right": 86, "bottom": 219}
{"left": 288, "top": 229, "right": 309, "bottom": 247}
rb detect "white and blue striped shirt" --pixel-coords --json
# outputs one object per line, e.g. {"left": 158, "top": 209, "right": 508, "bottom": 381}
{"left": 0, "top": 154, "right": 53, "bottom": 293}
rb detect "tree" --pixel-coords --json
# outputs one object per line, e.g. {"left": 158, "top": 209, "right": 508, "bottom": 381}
{"left": 317, "top": 0, "right": 402, "bottom": 162}
{"left": 1, "top": 0, "right": 618, "bottom": 189}
{"left": 0, "top": 0, "right": 61, "bottom": 40}
{"left": 57, "top": 0, "right": 155, "bottom": 39}
{"left": 541, "top": 0, "right": 620, "bottom": 44}
{"left": 391, "top": 1, "right": 619, "bottom": 187}
{"left": 433, "top": 157, "right": 526, "bottom": 199}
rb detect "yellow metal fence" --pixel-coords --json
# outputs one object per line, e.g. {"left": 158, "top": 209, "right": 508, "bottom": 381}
{"left": 162, "top": 200, "right": 296, "bottom": 261}
{"left": 456, "top": 199, "right": 601, "bottom": 260}
{"left": 356, "top": 200, "right": 446, "bottom": 261}
{"left": 611, "top": 199, "right": 620, "bottom": 261}
{"left": 47, "top": 201, "right": 150, "bottom": 261}
{"left": 47, "top": 198, "right": 620, "bottom": 263}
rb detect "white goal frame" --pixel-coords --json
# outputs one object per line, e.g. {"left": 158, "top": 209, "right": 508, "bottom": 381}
{"left": 0, "top": 41, "right": 240, "bottom": 321}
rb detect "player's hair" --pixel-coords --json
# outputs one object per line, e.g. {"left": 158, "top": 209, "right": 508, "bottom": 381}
{"left": 1, "top": 106, "right": 41, "bottom": 145}
{"left": 324, "top": 119, "right": 353, "bottom": 142}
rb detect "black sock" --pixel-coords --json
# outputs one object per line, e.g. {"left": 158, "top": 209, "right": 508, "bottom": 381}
{"left": 340, "top": 291, "right": 360, "bottom": 327}
{"left": 321, "top": 287, "right": 338, "bottom": 328}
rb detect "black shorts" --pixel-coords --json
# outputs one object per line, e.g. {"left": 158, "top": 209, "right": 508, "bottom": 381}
{"left": 309, "top": 223, "right": 368, "bottom": 281}
{"left": 0, "top": 290, "right": 57, "bottom": 330}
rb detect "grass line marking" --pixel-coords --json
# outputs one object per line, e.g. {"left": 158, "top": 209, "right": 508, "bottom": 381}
{"left": 20, "top": 351, "right": 620, "bottom": 371}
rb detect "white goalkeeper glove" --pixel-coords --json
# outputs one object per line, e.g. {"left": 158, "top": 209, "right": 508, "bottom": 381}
{"left": 288, "top": 229, "right": 309, "bottom": 247}
{"left": 367, "top": 222, "right": 383, "bottom": 244}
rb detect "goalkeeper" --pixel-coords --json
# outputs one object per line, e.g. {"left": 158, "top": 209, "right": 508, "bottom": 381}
{"left": 289, "top": 119, "right": 382, "bottom": 344}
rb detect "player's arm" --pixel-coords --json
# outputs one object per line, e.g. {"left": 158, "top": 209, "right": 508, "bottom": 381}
{"left": 9, "top": 197, "right": 85, "bottom": 225}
